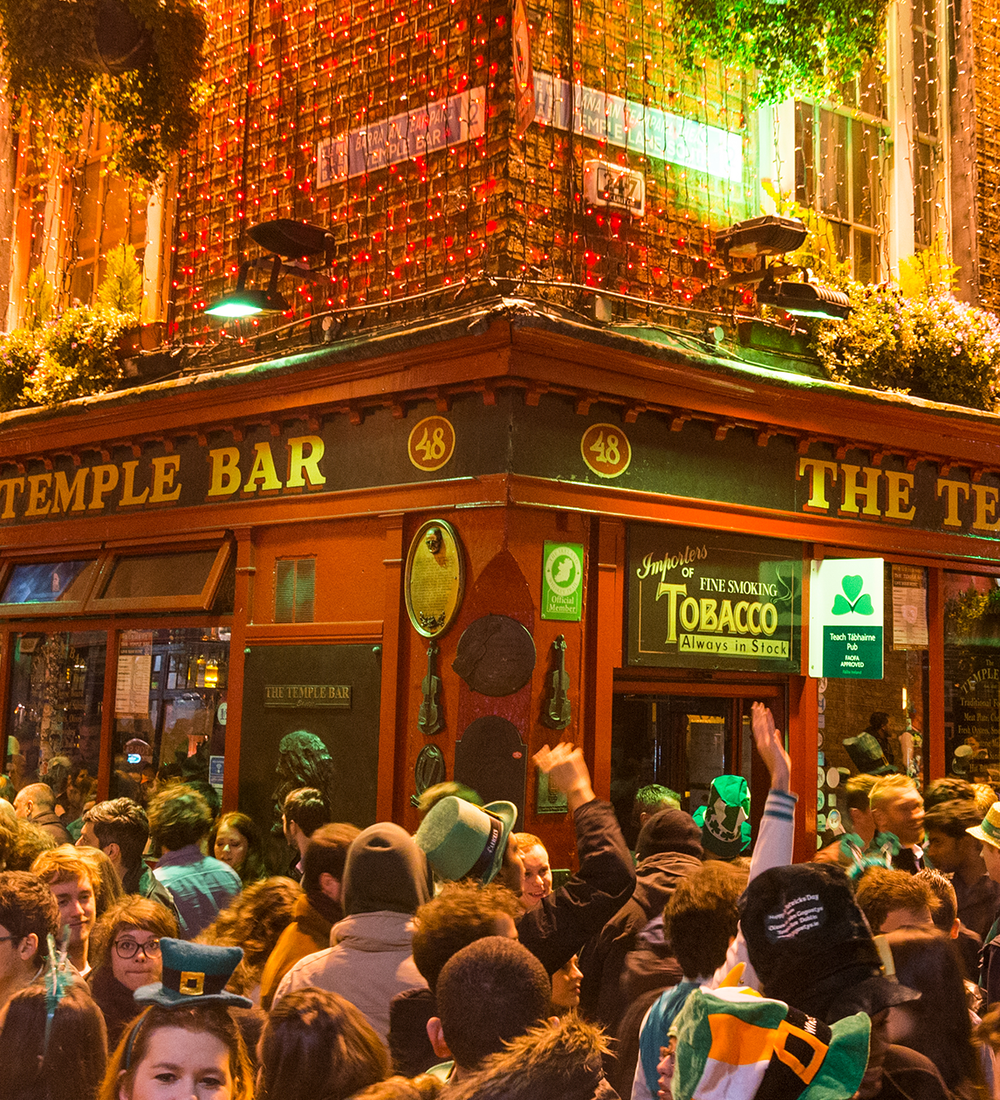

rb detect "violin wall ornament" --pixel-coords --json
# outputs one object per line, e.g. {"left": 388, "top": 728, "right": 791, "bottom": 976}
{"left": 418, "top": 640, "right": 443, "bottom": 735}
{"left": 542, "top": 635, "right": 572, "bottom": 730}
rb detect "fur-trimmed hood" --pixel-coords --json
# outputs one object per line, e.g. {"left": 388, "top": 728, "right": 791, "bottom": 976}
{"left": 445, "top": 1014, "right": 620, "bottom": 1100}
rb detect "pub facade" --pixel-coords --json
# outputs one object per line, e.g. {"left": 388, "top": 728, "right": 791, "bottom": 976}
{"left": 0, "top": 305, "right": 997, "bottom": 863}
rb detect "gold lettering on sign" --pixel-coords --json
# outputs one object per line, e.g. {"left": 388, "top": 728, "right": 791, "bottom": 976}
{"left": 263, "top": 683, "right": 352, "bottom": 708}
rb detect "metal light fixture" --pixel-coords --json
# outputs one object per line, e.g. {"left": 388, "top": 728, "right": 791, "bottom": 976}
{"left": 204, "top": 219, "right": 334, "bottom": 319}
{"left": 755, "top": 270, "right": 851, "bottom": 321}
{"left": 204, "top": 258, "right": 290, "bottom": 319}
{"left": 716, "top": 215, "right": 850, "bottom": 322}
{"left": 715, "top": 215, "right": 808, "bottom": 265}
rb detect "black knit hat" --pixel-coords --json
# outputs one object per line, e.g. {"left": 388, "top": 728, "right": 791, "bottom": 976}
{"left": 636, "top": 808, "right": 703, "bottom": 862}
{"left": 739, "top": 863, "right": 920, "bottom": 1022}
{"left": 342, "top": 822, "right": 433, "bottom": 916}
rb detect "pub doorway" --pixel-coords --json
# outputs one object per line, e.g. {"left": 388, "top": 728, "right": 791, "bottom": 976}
{"left": 609, "top": 682, "right": 786, "bottom": 850}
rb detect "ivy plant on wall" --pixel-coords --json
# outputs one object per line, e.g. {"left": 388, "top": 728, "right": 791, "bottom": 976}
{"left": 0, "top": 0, "right": 208, "bottom": 179}
{"left": 670, "top": 0, "right": 890, "bottom": 103}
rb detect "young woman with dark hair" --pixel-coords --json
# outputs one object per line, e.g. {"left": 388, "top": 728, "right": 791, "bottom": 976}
{"left": 88, "top": 896, "right": 179, "bottom": 1048}
{"left": 209, "top": 812, "right": 268, "bottom": 885}
{"left": 259, "top": 988, "right": 389, "bottom": 1100}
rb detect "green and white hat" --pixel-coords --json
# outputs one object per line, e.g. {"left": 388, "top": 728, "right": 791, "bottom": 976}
{"left": 694, "top": 775, "right": 752, "bottom": 859}
{"left": 967, "top": 801, "right": 1000, "bottom": 850}
{"left": 671, "top": 984, "right": 870, "bottom": 1100}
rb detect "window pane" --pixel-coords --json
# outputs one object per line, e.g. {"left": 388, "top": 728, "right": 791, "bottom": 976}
{"left": 795, "top": 103, "right": 815, "bottom": 208}
{"left": 855, "top": 229, "right": 875, "bottom": 285}
{"left": 101, "top": 550, "right": 219, "bottom": 600}
{"left": 7, "top": 631, "right": 106, "bottom": 804}
{"left": 815, "top": 564, "right": 930, "bottom": 853}
{"left": 818, "top": 112, "right": 848, "bottom": 220}
{"left": 1, "top": 560, "right": 97, "bottom": 604}
{"left": 112, "top": 628, "right": 230, "bottom": 806}
{"left": 944, "top": 573, "right": 1000, "bottom": 783}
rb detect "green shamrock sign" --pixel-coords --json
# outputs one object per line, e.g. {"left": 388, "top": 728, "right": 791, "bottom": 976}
{"left": 809, "top": 558, "right": 884, "bottom": 680}
{"left": 831, "top": 574, "right": 875, "bottom": 616}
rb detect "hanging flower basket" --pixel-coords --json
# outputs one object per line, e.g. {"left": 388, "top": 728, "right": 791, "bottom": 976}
{"left": 0, "top": 0, "right": 208, "bottom": 180}
{"left": 669, "top": 0, "right": 890, "bottom": 104}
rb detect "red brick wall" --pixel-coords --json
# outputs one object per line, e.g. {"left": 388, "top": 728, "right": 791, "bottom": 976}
{"left": 173, "top": 0, "right": 754, "bottom": 338}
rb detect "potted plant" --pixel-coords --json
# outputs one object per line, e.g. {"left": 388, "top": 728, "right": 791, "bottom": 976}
{"left": 0, "top": 0, "right": 208, "bottom": 179}
{"left": 812, "top": 243, "right": 1000, "bottom": 412}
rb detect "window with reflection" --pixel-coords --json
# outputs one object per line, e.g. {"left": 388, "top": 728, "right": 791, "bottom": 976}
{"left": 0, "top": 560, "right": 98, "bottom": 608}
{"left": 6, "top": 631, "right": 106, "bottom": 821}
{"left": 815, "top": 563, "right": 929, "bottom": 851}
{"left": 112, "top": 628, "right": 230, "bottom": 805}
{"left": 944, "top": 571, "right": 1000, "bottom": 782}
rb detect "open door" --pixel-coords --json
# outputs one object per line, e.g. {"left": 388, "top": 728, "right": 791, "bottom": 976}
{"left": 610, "top": 684, "right": 786, "bottom": 850}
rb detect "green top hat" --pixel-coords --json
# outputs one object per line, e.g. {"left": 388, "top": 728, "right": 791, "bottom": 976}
{"left": 415, "top": 795, "right": 517, "bottom": 884}
{"left": 134, "top": 938, "right": 252, "bottom": 1008}
{"left": 694, "top": 775, "right": 751, "bottom": 859}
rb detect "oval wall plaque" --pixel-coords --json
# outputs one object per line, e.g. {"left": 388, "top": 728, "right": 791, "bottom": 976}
{"left": 405, "top": 519, "right": 465, "bottom": 637}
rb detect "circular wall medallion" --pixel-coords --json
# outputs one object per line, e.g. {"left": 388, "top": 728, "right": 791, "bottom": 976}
{"left": 408, "top": 415, "right": 456, "bottom": 472}
{"left": 581, "top": 423, "right": 632, "bottom": 479}
{"left": 405, "top": 520, "right": 465, "bottom": 637}
{"left": 452, "top": 614, "right": 536, "bottom": 696}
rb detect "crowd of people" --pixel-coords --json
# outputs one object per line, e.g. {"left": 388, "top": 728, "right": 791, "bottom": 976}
{"left": 3, "top": 709, "right": 1000, "bottom": 1099}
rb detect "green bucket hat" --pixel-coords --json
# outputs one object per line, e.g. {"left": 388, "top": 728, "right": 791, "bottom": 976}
{"left": 671, "top": 984, "right": 871, "bottom": 1100}
{"left": 694, "top": 775, "right": 751, "bottom": 859}
{"left": 414, "top": 795, "right": 517, "bottom": 884}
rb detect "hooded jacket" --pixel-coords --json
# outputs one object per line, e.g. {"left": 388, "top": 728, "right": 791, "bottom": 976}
{"left": 578, "top": 847, "right": 700, "bottom": 1030}
{"left": 444, "top": 1014, "right": 620, "bottom": 1100}
{"left": 259, "top": 892, "right": 338, "bottom": 1010}
{"left": 272, "top": 822, "right": 431, "bottom": 1044}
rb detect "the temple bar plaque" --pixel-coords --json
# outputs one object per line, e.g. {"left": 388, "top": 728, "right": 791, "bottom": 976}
{"left": 264, "top": 684, "right": 352, "bottom": 708}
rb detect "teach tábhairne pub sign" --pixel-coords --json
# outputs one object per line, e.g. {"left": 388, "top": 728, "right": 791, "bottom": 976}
{"left": 808, "top": 558, "right": 884, "bottom": 680}
{"left": 627, "top": 525, "right": 801, "bottom": 671}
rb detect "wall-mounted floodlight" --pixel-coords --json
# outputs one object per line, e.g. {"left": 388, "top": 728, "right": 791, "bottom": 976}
{"left": 756, "top": 270, "right": 851, "bottom": 321}
{"left": 204, "top": 257, "right": 290, "bottom": 318}
{"left": 247, "top": 218, "right": 333, "bottom": 259}
{"left": 204, "top": 219, "right": 334, "bottom": 319}
{"left": 715, "top": 215, "right": 808, "bottom": 265}
{"left": 716, "top": 215, "right": 850, "bottom": 322}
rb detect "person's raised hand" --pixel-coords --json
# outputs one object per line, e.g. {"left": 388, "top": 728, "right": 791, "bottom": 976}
{"left": 751, "top": 701, "right": 790, "bottom": 793}
{"left": 533, "top": 742, "right": 596, "bottom": 812}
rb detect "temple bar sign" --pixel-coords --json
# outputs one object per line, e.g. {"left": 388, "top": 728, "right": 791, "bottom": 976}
{"left": 264, "top": 684, "right": 352, "bottom": 708}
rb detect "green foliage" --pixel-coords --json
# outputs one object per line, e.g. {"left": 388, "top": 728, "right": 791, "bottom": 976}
{"left": 815, "top": 283, "right": 914, "bottom": 391}
{"left": 910, "top": 296, "right": 1000, "bottom": 409}
{"left": 23, "top": 307, "right": 134, "bottom": 407}
{"left": 669, "top": 0, "right": 889, "bottom": 104}
{"left": 897, "top": 236, "right": 958, "bottom": 300}
{"left": 0, "top": 328, "right": 42, "bottom": 410}
{"left": 23, "top": 267, "right": 54, "bottom": 330}
{"left": 0, "top": 0, "right": 207, "bottom": 180}
{"left": 760, "top": 181, "right": 851, "bottom": 289}
{"left": 97, "top": 244, "right": 143, "bottom": 319}
{"left": 814, "top": 281, "right": 1000, "bottom": 412}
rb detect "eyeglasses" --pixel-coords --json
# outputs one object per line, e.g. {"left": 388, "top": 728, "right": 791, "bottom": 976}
{"left": 114, "top": 937, "right": 162, "bottom": 960}
{"left": 0, "top": 934, "right": 21, "bottom": 946}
